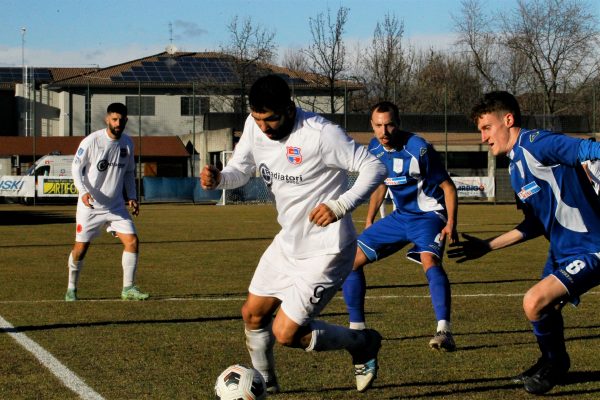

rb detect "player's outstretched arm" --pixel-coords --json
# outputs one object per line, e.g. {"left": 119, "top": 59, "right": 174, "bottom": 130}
{"left": 447, "top": 229, "right": 525, "bottom": 263}
{"left": 447, "top": 233, "right": 491, "bottom": 263}
{"left": 201, "top": 165, "right": 221, "bottom": 189}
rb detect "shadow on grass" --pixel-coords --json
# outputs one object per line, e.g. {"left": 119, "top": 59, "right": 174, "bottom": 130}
{"left": 382, "top": 324, "right": 600, "bottom": 352}
{"left": 0, "top": 210, "right": 74, "bottom": 226}
{"left": 0, "top": 236, "right": 274, "bottom": 248}
{"left": 0, "top": 314, "right": 244, "bottom": 334}
{"left": 369, "top": 278, "right": 537, "bottom": 290}
{"left": 285, "top": 374, "right": 600, "bottom": 399}
{"left": 279, "top": 377, "right": 522, "bottom": 398}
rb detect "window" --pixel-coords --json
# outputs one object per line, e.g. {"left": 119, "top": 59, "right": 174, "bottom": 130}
{"left": 181, "top": 97, "right": 210, "bottom": 116}
{"left": 126, "top": 96, "right": 155, "bottom": 116}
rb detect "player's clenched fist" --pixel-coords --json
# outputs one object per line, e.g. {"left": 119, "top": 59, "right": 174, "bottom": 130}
{"left": 201, "top": 165, "right": 221, "bottom": 189}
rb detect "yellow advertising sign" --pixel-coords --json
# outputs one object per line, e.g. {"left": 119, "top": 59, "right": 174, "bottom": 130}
{"left": 41, "top": 178, "right": 79, "bottom": 197}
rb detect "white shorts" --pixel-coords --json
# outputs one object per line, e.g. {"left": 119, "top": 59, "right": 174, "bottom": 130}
{"left": 75, "top": 205, "right": 136, "bottom": 242}
{"left": 249, "top": 239, "right": 356, "bottom": 326}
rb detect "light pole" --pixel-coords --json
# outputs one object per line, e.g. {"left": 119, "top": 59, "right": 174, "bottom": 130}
{"left": 21, "top": 27, "right": 28, "bottom": 137}
{"left": 21, "top": 27, "right": 26, "bottom": 67}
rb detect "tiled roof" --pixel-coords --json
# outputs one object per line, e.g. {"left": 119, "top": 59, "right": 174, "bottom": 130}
{"left": 0, "top": 136, "right": 189, "bottom": 157}
{"left": 45, "top": 51, "right": 362, "bottom": 90}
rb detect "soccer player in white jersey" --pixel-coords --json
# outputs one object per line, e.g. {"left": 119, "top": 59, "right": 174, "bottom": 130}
{"left": 341, "top": 101, "right": 459, "bottom": 351}
{"left": 201, "top": 75, "right": 387, "bottom": 393}
{"left": 65, "top": 103, "right": 148, "bottom": 302}
{"left": 448, "top": 91, "right": 600, "bottom": 394}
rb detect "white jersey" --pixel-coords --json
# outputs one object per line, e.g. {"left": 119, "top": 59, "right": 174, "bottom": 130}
{"left": 218, "top": 108, "right": 386, "bottom": 258}
{"left": 72, "top": 129, "right": 137, "bottom": 211}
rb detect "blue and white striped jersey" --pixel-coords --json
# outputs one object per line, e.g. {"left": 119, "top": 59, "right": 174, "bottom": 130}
{"left": 367, "top": 134, "right": 449, "bottom": 215}
{"left": 509, "top": 128, "right": 600, "bottom": 262}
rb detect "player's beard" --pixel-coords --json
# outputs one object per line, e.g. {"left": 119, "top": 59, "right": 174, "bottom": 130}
{"left": 265, "top": 114, "right": 294, "bottom": 141}
{"left": 109, "top": 125, "right": 123, "bottom": 139}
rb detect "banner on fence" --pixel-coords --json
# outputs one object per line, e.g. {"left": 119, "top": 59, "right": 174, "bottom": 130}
{"left": 0, "top": 176, "right": 79, "bottom": 198}
{"left": 0, "top": 176, "right": 35, "bottom": 197}
{"left": 452, "top": 176, "right": 495, "bottom": 198}
{"left": 38, "top": 177, "right": 78, "bottom": 197}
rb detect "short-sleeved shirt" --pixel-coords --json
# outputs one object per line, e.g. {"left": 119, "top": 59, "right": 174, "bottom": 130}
{"left": 367, "top": 134, "right": 450, "bottom": 215}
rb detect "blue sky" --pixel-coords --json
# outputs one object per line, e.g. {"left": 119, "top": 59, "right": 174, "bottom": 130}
{"left": 1, "top": 0, "right": 508, "bottom": 68}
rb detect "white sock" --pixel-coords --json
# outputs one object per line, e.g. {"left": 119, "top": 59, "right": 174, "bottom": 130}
{"left": 437, "top": 319, "right": 451, "bottom": 333}
{"left": 305, "top": 320, "right": 365, "bottom": 352}
{"left": 122, "top": 251, "right": 138, "bottom": 288}
{"left": 67, "top": 252, "right": 83, "bottom": 290}
{"left": 245, "top": 325, "right": 276, "bottom": 382}
{"left": 349, "top": 321, "right": 367, "bottom": 330}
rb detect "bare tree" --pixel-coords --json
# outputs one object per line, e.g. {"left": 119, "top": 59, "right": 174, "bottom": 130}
{"left": 221, "top": 15, "right": 277, "bottom": 113}
{"left": 282, "top": 48, "right": 310, "bottom": 72}
{"left": 304, "top": 6, "right": 349, "bottom": 113}
{"left": 501, "top": 0, "right": 600, "bottom": 114}
{"left": 363, "top": 13, "right": 414, "bottom": 106}
{"left": 411, "top": 49, "right": 482, "bottom": 114}
{"left": 453, "top": 0, "right": 529, "bottom": 93}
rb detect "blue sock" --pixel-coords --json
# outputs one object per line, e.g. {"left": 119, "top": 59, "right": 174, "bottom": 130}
{"left": 342, "top": 269, "right": 366, "bottom": 324}
{"left": 531, "top": 311, "right": 567, "bottom": 361}
{"left": 425, "top": 265, "right": 451, "bottom": 323}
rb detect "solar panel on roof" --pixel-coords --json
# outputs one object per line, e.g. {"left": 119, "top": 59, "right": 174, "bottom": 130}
{"left": 0, "top": 67, "right": 52, "bottom": 83}
{"left": 110, "top": 56, "right": 240, "bottom": 83}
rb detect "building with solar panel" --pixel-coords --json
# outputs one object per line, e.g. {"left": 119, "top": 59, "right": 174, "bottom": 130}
{"left": 1, "top": 51, "right": 359, "bottom": 140}
{"left": 0, "top": 51, "right": 361, "bottom": 182}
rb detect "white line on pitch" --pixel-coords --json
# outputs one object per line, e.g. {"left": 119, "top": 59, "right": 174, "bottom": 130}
{"left": 0, "top": 314, "right": 104, "bottom": 400}
{"left": 0, "top": 291, "right": 598, "bottom": 304}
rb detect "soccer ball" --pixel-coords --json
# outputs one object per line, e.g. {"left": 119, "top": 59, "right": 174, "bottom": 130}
{"left": 214, "top": 364, "right": 267, "bottom": 400}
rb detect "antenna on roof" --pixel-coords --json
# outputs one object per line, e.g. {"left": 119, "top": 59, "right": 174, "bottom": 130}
{"left": 166, "top": 22, "right": 177, "bottom": 54}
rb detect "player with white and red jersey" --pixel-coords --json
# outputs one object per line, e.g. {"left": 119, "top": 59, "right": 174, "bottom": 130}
{"left": 65, "top": 103, "right": 148, "bottom": 302}
{"left": 201, "top": 75, "right": 386, "bottom": 393}
{"left": 224, "top": 107, "right": 376, "bottom": 258}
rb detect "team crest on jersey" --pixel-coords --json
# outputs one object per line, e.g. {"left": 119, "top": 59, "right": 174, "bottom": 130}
{"left": 529, "top": 131, "right": 540, "bottom": 142}
{"left": 517, "top": 181, "right": 541, "bottom": 201}
{"left": 77, "top": 148, "right": 85, "bottom": 156}
{"left": 286, "top": 146, "right": 302, "bottom": 164}
{"left": 120, "top": 147, "right": 128, "bottom": 157}
{"left": 420, "top": 147, "right": 427, "bottom": 156}
{"left": 393, "top": 159, "right": 403, "bottom": 173}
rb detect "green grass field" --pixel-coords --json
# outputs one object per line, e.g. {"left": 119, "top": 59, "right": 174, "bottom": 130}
{"left": 1, "top": 202, "right": 600, "bottom": 399}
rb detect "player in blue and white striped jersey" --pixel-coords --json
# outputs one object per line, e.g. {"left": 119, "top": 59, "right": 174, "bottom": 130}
{"left": 449, "top": 91, "right": 600, "bottom": 395}
{"left": 341, "top": 101, "right": 459, "bottom": 351}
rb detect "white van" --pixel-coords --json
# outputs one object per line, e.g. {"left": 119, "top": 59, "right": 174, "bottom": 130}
{"left": 25, "top": 154, "right": 73, "bottom": 178}
{"left": 2, "top": 154, "right": 78, "bottom": 203}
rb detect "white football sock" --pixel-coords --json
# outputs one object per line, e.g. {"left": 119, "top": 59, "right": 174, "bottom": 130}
{"left": 122, "top": 251, "right": 138, "bottom": 288}
{"left": 437, "top": 319, "right": 451, "bottom": 333}
{"left": 67, "top": 252, "right": 83, "bottom": 290}
{"left": 349, "top": 321, "right": 367, "bottom": 330}
{"left": 305, "top": 320, "right": 365, "bottom": 352}
{"left": 245, "top": 325, "right": 276, "bottom": 382}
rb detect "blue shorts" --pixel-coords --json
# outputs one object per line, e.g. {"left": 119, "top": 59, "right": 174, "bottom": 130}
{"left": 543, "top": 253, "right": 600, "bottom": 305}
{"left": 357, "top": 210, "right": 446, "bottom": 264}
